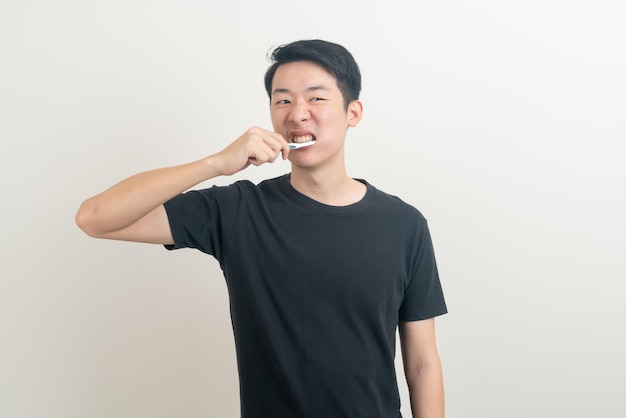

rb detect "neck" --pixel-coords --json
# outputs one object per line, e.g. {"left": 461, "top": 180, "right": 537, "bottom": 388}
{"left": 290, "top": 166, "right": 366, "bottom": 206}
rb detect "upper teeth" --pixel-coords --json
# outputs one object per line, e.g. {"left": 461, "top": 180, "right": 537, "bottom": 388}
{"left": 292, "top": 135, "right": 314, "bottom": 143}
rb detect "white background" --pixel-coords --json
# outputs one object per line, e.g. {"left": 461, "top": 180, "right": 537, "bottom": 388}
{"left": 1, "top": 1, "right": 624, "bottom": 417}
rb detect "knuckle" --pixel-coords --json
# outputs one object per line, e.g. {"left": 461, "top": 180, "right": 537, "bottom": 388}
{"left": 248, "top": 126, "right": 261, "bottom": 136}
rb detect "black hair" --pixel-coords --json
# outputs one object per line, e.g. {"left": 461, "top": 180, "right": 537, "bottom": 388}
{"left": 264, "top": 39, "right": 361, "bottom": 110}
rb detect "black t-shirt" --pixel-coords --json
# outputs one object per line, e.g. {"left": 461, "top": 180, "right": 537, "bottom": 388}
{"left": 164, "top": 174, "right": 447, "bottom": 417}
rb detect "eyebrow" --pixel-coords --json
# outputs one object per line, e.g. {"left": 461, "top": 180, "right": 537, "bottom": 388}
{"left": 272, "top": 85, "right": 330, "bottom": 96}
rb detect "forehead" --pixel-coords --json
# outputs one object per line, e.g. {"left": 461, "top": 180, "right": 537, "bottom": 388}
{"left": 271, "top": 61, "right": 339, "bottom": 94}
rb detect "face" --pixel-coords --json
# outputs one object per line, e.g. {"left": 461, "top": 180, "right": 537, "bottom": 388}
{"left": 270, "top": 61, "right": 362, "bottom": 170}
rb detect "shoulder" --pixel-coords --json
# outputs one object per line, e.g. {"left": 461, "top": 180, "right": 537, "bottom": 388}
{"left": 256, "top": 174, "right": 288, "bottom": 190}
{"left": 166, "top": 179, "right": 264, "bottom": 213}
{"left": 365, "top": 181, "right": 428, "bottom": 225}
{"left": 221, "top": 174, "right": 290, "bottom": 207}
{"left": 184, "top": 175, "right": 284, "bottom": 198}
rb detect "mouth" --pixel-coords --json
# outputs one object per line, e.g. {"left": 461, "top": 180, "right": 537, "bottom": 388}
{"left": 290, "top": 134, "right": 316, "bottom": 144}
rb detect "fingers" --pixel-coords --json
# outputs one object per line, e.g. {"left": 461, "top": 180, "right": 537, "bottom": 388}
{"left": 280, "top": 141, "right": 290, "bottom": 161}
{"left": 215, "top": 127, "right": 290, "bottom": 175}
{"left": 244, "top": 127, "right": 289, "bottom": 165}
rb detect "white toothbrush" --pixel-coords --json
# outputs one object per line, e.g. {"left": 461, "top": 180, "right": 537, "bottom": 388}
{"left": 288, "top": 140, "right": 315, "bottom": 150}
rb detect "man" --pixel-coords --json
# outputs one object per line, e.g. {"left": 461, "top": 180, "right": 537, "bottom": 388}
{"left": 76, "top": 39, "right": 447, "bottom": 418}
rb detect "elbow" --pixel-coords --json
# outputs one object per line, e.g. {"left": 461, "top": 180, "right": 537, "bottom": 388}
{"left": 75, "top": 201, "right": 103, "bottom": 238}
{"left": 404, "top": 356, "right": 443, "bottom": 385}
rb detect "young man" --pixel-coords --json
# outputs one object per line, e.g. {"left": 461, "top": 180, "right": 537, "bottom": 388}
{"left": 76, "top": 39, "right": 447, "bottom": 418}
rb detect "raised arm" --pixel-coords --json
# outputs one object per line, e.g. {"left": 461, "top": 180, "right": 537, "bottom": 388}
{"left": 75, "top": 127, "right": 289, "bottom": 244}
{"left": 399, "top": 318, "right": 445, "bottom": 418}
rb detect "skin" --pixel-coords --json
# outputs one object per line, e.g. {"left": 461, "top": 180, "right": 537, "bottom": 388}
{"left": 400, "top": 319, "right": 446, "bottom": 418}
{"left": 75, "top": 60, "right": 444, "bottom": 418}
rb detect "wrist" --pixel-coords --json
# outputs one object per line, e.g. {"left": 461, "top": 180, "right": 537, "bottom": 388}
{"left": 201, "top": 154, "right": 226, "bottom": 178}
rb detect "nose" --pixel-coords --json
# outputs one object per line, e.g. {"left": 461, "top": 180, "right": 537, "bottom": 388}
{"left": 289, "top": 100, "right": 310, "bottom": 123}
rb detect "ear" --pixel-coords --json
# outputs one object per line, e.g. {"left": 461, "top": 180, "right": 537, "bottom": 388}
{"left": 347, "top": 100, "right": 363, "bottom": 128}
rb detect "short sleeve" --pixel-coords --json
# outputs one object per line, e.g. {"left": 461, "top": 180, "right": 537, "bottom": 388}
{"left": 398, "top": 220, "right": 447, "bottom": 321}
{"left": 163, "top": 182, "right": 246, "bottom": 262}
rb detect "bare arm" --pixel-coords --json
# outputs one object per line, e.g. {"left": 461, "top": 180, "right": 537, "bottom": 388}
{"left": 75, "top": 127, "right": 289, "bottom": 244}
{"left": 399, "top": 318, "right": 445, "bottom": 418}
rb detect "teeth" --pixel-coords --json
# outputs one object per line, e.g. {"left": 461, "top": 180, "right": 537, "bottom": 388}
{"left": 292, "top": 135, "right": 314, "bottom": 143}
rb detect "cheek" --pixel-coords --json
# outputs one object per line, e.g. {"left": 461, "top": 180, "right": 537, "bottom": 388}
{"left": 319, "top": 105, "right": 348, "bottom": 122}
{"left": 269, "top": 112, "right": 282, "bottom": 130}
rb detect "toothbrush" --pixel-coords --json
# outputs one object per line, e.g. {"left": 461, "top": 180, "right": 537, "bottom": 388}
{"left": 288, "top": 141, "right": 315, "bottom": 150}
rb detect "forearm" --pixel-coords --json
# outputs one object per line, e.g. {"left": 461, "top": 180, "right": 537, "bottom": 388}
{"left": 76, "top": 127, "right": 289, "bottom": 239}
{"left": 406, "top": 359, "right": 445, "bottom": 418}
{"left": 76, "top": 155, "right": 221, "bottom": 236}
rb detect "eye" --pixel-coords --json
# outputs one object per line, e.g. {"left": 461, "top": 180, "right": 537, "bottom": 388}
{"left": 275, "top": 99, "right": 291, "bottom": 105}
{"left": 311, "top": 97, "right": 326, "bottom": 102}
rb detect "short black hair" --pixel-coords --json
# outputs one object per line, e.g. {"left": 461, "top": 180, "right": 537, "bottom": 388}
{"left": 264, "top": 39, "right": 361, "bottom": 110}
